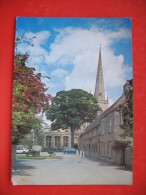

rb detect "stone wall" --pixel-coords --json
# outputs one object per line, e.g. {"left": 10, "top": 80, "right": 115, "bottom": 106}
{"left": 11, "top": 145, "right": 16, "bottom": 168}
{"left": 125, "top": 146, "right": 133, "bottom": 169}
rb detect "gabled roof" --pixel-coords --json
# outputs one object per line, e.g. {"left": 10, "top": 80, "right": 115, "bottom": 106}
{"left": 85, "top": 94, "right": 125, "bottom": 132}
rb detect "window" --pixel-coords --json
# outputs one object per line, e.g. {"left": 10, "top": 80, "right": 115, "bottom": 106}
{"left": 109, "top": 116, "right": 112, "bottom": 133}
{"left": 120, "top": 110, "right": 123, "bottom": 125}
{"left": 46, "top": 136, "right": 51, "bottom": 147}
{"left": 95, "top": 142, "right": 98, "bottom": 153}
{"left": 63, "top": 136, "right": 68, "bottom": 147}
{"left": 96, "top": 127, "right": 98, "bottom": 135}
{"left": 108, "top": 141, "right": 112, "bottom": 159}
{"left": 102, "top": 120, "right": 105, "bottom": 135}
{"left": 55, "top": 136, "right": 60, "bottom": 147}
{"left": 89, "top": 144, "right": 91, "bottom": 152}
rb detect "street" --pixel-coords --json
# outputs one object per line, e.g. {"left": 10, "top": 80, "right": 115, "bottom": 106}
{"left": 12, "top": 152, "right": 132, "bottom": 185}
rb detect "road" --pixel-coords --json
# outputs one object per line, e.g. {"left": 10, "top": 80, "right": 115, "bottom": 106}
{"left": 12, "top": 152, "right": 132, "bottom": 185}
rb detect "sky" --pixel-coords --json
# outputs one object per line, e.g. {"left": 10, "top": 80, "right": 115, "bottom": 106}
{"left": 15, "top": 17, "right": 133, "bottom": 108}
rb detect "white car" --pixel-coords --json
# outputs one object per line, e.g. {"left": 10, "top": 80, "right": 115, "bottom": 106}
{"left": 16, "top": 148, "right": 29, "bottom": 154}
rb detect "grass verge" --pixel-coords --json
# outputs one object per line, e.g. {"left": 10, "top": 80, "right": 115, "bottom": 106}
{"left": 16, "top": 155, "right": 62, "bottom": 160}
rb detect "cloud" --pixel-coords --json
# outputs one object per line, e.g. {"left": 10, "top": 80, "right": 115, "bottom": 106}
{"left": 16, "top": 25, "right": 132, "bottom": 103}
{"left": 44, "top": 27, "right": 132, "bottom": 96}
{"left": 51, "top": 68, "right": 68, "bottom": 78}
{"left": 17, "top": 30, "right": 50, "bottom": 67}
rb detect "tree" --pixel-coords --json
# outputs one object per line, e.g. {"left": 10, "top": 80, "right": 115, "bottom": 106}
{"left": 120, "top": 79, "right": 133, "bottom": 138}
{"left": 12, "top": 53, "right": 52, "bottom": 144}
{"left": 46, "top": 89, "right": 101, "bottom": 147}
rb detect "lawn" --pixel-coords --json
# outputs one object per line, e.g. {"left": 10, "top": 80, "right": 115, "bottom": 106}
{"left": 16, "top": 155, "right": 62, "bottom": 160}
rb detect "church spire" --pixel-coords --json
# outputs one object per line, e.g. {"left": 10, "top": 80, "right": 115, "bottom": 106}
{"left": 94, "top": 45, "right": 108, "bottom": 113}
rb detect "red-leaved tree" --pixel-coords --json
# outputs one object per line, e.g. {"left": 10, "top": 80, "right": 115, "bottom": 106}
{"left": 12, "top": 53, "right": 52, "bottom": 144}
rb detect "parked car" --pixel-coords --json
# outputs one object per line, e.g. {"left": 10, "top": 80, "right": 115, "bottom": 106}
{"left": 16, "top": 148, "right": 29, "bottom": 154}
{"left": 64, "top": 148, "right": 76, "bottom": 154}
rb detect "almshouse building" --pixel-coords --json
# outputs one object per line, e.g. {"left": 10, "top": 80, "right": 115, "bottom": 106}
{"left": 79, "top": 82, "right": 133, "bottom": 165}
{"left": 79, "top": 46, "right": 133, "bottom": 167}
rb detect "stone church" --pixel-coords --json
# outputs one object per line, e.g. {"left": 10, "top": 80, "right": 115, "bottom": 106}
{"left": 79, "top": 46, "right": 133, "bottom": 167}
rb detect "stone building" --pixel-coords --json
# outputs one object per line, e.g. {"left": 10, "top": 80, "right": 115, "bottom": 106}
{"left": 43, "top": 125, "right": 71, "bottom": 149}
{"left": 79, "top": 85, "right": 132, "bottom": 165}
{"left": 43, "top": 124, "right": 85, "bottom": 149}
{"left": 79, "top": 46, "right": 133, "bottom": 166}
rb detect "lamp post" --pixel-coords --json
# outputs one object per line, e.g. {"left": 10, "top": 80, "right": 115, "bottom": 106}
{"left": 31, "top": 129, "right": 34, "bottom": 148}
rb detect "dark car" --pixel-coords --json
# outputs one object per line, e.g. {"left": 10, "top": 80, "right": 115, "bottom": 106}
{"left": 26, "top": 149, "right": 40, "bottom": 157}
{"left": 64, "top": 148, "right": 76, "bottom": 154}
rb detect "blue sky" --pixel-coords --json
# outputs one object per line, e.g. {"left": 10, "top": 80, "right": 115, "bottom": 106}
{"left": 15, "top": 17, "right": 132, "bottom": 106}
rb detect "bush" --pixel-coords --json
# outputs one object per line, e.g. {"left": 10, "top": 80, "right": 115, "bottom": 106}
{"left": 48, "top": 150, "right": 54, "bottom": 156}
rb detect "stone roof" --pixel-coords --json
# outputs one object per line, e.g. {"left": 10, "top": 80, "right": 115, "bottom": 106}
{"left": 85, "top": 94, "right": 125, "bottom": 132}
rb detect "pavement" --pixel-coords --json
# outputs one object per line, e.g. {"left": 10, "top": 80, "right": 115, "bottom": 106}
{"left": 12, "top": 152, "right": 132, "bottom": 185}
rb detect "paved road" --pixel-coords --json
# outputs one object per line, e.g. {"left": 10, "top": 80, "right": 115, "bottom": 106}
{"left": 12, "top": 152, "right": 132, "bottom": 185}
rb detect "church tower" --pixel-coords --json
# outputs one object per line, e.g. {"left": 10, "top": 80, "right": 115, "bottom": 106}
{"left": 94, "top": 45, "right": 109, "bottom": 113}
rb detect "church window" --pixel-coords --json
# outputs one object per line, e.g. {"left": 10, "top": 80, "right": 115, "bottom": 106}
{"left": 55, "top": 136, "right": 60, "bottom": 147}
{"left": 63, "top": 136, "right": 68, "bottom": 147}
{"left": 46, "top": 136, "right": 51, "bottom": 147}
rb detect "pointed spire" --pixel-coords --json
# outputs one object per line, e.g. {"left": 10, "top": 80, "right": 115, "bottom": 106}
{"left": 94, "top": 44, "right": 109, "bottom": 113}
{"left": 94, "top": 44, "right": 105, "bottom": 101}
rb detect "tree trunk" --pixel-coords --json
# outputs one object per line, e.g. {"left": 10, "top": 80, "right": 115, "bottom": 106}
{"left": 71, "top": 128, "right": 75, "bottom": 148}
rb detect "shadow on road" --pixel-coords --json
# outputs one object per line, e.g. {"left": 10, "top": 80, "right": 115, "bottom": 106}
{"left": 14, "top": 159, "right": 36, "bottom": 176}
{"left": 85, "top": 156, "right": 132, "bottom": 172}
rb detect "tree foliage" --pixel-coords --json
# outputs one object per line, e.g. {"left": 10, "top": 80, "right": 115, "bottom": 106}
{"left": 12, "top": 52, "right": 51, "bottom": 144}
{"left": 46, "top": 89, "right": 101, "bottom": 147}
{"left": 13, "top": 53, "right": 51, "bottom": 113}
{"left": 120, "top": 79, "right": 133, "bottom": 138}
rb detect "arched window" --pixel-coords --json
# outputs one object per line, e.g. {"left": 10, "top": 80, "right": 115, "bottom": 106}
{"left": 55, "top": 136, "right": 60, "bottom": 147}
{"left": 63, "top": 136, "right": 68, "bottom": 147}
{"left": 46, "top": 136, "right": 51, "bottom": 147}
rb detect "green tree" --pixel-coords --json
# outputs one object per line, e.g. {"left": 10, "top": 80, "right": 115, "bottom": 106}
{"left": 46, "top": 89, "right": 101, "bottom": 147}
{"left": 120, "top": 79, "right": 133, "bottom": 138}
{"left": 12, "top": 53, "right": 51, "bottom": 144}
